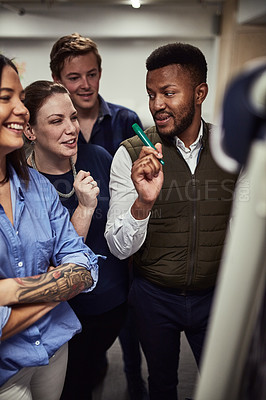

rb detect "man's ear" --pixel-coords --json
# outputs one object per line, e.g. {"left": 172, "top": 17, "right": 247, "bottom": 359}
{"left": 24, "top": 123, "right": 36, "bottom": 142}
{"left": 195, "top": 83, "right": 208, "bottom": 105}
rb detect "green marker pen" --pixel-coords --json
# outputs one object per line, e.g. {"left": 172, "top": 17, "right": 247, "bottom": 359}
{"left": 132, "top": 123, "right": 165, "bottom": 165}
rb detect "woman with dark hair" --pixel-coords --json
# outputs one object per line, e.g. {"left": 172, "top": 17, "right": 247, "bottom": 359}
{"left": 0, "top": 55, "right": 29, "bottom": 183}
{"left": 0, "top": 54, "right": 99, "bottom": 400}
{"left": 23, "top": 80, "right": 100, "bottom": 238}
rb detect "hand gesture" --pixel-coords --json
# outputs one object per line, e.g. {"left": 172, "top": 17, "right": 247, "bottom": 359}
{"left": 131, "top": 143, "right": 164, "bottom": 220}
{"left": 73, "top": 170, "right": 99, "bottom": 214}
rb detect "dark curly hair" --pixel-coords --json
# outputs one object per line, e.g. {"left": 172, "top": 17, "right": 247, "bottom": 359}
{"left": 146, "top": 42, "right": 207, "bottom": 87}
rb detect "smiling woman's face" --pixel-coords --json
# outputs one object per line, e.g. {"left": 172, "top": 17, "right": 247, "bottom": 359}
{"left": 0, "top": 65, "right": 29, "bottom": 158}
{"left": 30, "top": 92, "right": 80, "bottom": 161}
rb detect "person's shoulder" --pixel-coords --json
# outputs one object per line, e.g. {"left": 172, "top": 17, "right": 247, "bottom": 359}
{"left": 26, "top": 167, "right": 58, "bottom": 202}
{"left": 203, "top": 120, "right": 215, "bottom": 132}
{"left": 78, "top": 143, "right": 112, "bottom": 163}
{"left": 122, "top": 125, "right": 157, "bottom": 145}
{"left": 28, "top": 166, "right": 50, "bottom": 184}
{"left": 28, "top": 167, "right": 59, "bottom": 190}
{"left": 202, "top": 120, "right": 217, "bottom": 142}
{"left": 78, "top": 142, "right": 112, "bottom": 157}
{"left": 106, "top": 101, "right": 139, "bottom": 117}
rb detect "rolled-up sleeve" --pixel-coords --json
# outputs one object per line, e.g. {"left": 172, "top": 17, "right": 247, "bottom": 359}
{"left": 62, "top": 250, "right": 102, "bottom": 292}
{"left": 105, "top": 146, "right": 149, "bottom": 259}
{"left": 40, "top": 174, "right": 102, "bottom": 291}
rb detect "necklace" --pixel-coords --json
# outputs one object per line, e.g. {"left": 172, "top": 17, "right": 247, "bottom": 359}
{"left": 30, "top": 151, "right": 77, "bottom": 199}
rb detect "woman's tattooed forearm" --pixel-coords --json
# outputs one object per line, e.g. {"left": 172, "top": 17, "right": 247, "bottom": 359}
{"left": 14, "top": 263, "right": 93, "bottom": 303}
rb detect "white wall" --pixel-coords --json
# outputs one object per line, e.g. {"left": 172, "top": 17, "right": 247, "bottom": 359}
{"left": 0, "top": 3, "right": 220, "bottom": 128}
{"left": 0, "top": 4, "right": 216, "bottom": 39}
{"left": 237, "top": 0, "right": 266, "bottom": 24}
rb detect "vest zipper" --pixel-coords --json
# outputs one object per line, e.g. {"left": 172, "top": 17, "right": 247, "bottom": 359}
{"left": 187, "top": 143, "right": 204, "bottom": 287}
{"left": 176, "top": 143, "right": 203, "bottom": 288}
{"left": 187, "top": 174, "right": 197, "bottom": 287}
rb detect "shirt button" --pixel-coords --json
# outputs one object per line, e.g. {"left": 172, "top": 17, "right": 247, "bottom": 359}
{"left": 16, "top": 231, "right": 19, "bottom": 235}
{"left": 18, "top": 261, "right": 23, "bottom": 267}
{"left": 35, "top": 340, "right": 40, "bottom": 346}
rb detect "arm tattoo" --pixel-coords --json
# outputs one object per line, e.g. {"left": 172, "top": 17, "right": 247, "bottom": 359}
{"left": 14, "top": 263, "right": 93, "bottom": 303}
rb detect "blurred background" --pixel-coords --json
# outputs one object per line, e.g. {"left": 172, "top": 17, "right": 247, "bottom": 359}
{"left": 0, "top": 0, "right": 265, "bottom": 128}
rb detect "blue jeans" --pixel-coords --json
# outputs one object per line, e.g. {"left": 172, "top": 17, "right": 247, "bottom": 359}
{"left": 119, "top": 307, "right": 142, "bottom": 376}
{"left": 129, "top": 277, "right": 214, "bottom": 400}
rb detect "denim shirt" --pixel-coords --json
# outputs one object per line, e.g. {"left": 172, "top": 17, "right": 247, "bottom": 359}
{"left": 0, "top": 166, "right": 99, "bottom": 386}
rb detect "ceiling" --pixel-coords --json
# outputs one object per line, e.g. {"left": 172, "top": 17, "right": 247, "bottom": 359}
{"left": 0, "top": 0, "right": 226, "bottom": 18}
{"left": 1, "top": 0, "right": 265, "bottom": 25}
{"left": 0, "top": 0, "right": 224, "bottom": 5}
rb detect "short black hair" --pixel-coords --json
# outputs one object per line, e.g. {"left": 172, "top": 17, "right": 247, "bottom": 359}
{"left": 146, "top": 42, "right": 207, "bottom": 86}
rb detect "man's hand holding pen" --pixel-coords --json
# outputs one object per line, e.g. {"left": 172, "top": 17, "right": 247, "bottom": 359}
{"left": 130, "top": 143, "right": 164, "bottom": 220}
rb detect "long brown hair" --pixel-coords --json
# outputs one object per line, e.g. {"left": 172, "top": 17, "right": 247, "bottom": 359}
{"left": 24, "top": 80, "right": 69, "bottom": 127}
{"left": 0, "top": 54, "right": 29, "bottom": 184}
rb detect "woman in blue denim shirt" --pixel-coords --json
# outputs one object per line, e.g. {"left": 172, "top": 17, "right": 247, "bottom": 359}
{"left": 0, "top": 55, "right": 99, "bottom": 399}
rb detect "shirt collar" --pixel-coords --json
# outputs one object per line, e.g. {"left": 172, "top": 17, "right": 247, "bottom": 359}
{"left": 175, "top": 121, "right": 203, "bottom": 152}
{"left": 9, "top": 165, "right": 25, "bottom": 202}
{"left": 98, "top": 94, "right": 111, "bottom": 122}
{"left": 78, "top": 95, "right": 110, "bottom": 142}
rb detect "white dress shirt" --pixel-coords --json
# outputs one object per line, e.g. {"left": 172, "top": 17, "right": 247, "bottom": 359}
{"left": 105, "top": 123, "right": 203, "bottom": 260}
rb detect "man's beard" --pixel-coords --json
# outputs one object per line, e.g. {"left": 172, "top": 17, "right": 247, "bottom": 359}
{"left": 156, "top": 101, "right": 195, "bottom": 139}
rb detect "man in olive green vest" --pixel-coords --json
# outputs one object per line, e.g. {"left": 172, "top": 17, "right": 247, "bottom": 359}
{"left": 105, "top": 43, "right": 238, "bottom": 400}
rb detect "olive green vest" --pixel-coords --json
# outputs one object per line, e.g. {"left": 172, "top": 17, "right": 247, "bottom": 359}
{"left": 122, "top": 122, "right": 238, "bottom": 290}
